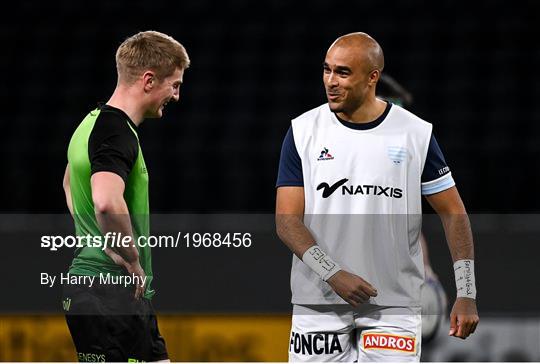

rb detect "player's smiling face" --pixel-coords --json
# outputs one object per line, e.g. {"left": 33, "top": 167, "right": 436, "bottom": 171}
{"left": 145, "top": 68, "right": 184, "bottom": 119}
{"left": 323, "top": 46, "right": 372, "bottom": 115}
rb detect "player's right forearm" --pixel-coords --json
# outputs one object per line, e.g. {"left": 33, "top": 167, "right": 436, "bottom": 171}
{"left": 95, "top": 198, "right": 139, "bottom": 264}
{"left": 276, "top": 214, "right": 342, "bottom": 281}
{"left": 275, "top": 214, "right": 317, "bottom": 259}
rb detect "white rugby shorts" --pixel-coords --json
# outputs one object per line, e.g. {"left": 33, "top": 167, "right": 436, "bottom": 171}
{"left": 289, "top": 304, "right": 421, "bottom": 362}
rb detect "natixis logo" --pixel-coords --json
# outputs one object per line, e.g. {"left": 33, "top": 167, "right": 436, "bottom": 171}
{"left": 317, "top": 178, "right": 348, "bottom": 198}
{"left": 317, "top": 147, "right": 334, "bottom": 161}
{"left": 317, "top": 178, "right": 403, "bottom": 199}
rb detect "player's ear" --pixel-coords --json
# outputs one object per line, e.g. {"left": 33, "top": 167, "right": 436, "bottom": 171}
{"left": 368, "top": 70, "right": 381, "bottom": 86}
{"left": 142, "top": 71, "right": 156, "bottom": 92}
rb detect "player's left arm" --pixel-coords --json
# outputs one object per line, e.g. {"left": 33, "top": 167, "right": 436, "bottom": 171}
{"left": 425, "top": 186, "right": 479, "bottom": 339}
{"left": 63, "top": 163, "right": 74, "bottom": 216}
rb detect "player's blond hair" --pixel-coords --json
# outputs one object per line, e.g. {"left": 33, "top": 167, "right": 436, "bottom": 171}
{"left": 116, "top": 31, "right": 190, "bottom": 84}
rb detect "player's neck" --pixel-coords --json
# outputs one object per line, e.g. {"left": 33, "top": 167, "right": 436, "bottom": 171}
{"left": 107, "top": 86, "right": 146, "bottom": 127}
{"left": 338, "top": 97, "right": 387, "bottom": 123}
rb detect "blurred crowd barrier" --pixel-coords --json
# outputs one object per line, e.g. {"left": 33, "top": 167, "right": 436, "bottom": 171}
{"left": 421, "top": 317, "right": 540, "bottom": 362}
{"left": 2, "top": 315, "right": 540, "bottom": 361}
{"left": 0, "top": 315, "right": 291, "bottom": 361}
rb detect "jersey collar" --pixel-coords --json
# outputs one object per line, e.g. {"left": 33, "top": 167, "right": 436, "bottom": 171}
{"left": 334, "top": 102, "right": 392, "bottom": 130}
{"left": 98, "top": 103, "right": 138, "bottom": 131}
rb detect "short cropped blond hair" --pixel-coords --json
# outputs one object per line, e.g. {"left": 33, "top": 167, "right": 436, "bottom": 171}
{"left": 116, "top": 30, "right": 190, "bottom": 84}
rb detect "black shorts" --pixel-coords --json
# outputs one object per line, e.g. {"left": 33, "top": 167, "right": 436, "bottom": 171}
{"left": 63, "top": 282, "right": 168, "bottom": 362}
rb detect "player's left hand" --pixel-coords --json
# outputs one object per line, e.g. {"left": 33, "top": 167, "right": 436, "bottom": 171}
{"left": 448, "top": 297, "right": 479, "bottom": 339}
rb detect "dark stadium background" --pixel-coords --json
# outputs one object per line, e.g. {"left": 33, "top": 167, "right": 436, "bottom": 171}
{"left": 1, "top": 0, "right": 540, "bottom": 361}
{"left": 1, "top": 0, "right": 539, "bottom": 214}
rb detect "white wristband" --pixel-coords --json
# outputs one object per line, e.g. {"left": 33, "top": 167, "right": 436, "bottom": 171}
{"left": 454, "top": 259, "right": 476, "bottom": 299}
{"left": 302, "top": 245, "right": 341, "bottom": 281}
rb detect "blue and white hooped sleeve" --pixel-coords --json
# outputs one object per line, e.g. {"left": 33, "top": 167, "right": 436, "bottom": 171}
{"left": 421, "top": 133, "right": 455, "bottom": 195}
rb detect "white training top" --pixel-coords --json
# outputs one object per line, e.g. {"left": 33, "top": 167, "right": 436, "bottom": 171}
{"left": 276, "top": 102, "right": 455, "bottom": 306}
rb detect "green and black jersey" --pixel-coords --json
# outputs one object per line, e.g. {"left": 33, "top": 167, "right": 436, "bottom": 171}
{"left": 67, "top": 104, "right": 154, "bottom": 299}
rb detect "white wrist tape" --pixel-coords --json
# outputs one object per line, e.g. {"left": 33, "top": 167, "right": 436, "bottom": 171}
{"left": 454, "top": 259, "right": 476, "bottom": 299}
{"left": 302, "top": 245, "right": 341, "bottom": 281}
